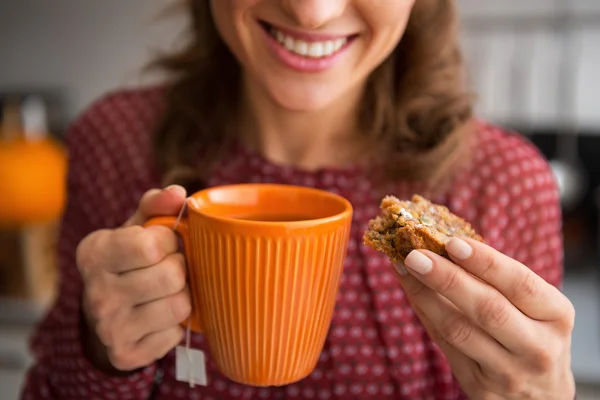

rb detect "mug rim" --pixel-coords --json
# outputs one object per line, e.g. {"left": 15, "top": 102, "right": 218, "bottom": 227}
{"left": 185, "top": 183, "right": 353, "bottom": 226}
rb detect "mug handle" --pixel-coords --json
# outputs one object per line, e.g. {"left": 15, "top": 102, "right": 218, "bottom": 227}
{"left": 144, "top": 216, "right": 203, "bottom": 333}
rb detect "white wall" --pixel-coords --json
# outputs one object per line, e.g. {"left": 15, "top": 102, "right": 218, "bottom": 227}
{"left": 459, "top": 0, "right": 600, "bottom": 129}
{"left": 0, "top": 0, "right": 598, "bottom": 129}
{"left": 0, "top": 0, "right": 186, "bottom": 120}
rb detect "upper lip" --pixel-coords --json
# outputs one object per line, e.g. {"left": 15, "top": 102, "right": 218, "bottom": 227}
{"left": 261, "top": 21, "right": 356, "bottom": 42}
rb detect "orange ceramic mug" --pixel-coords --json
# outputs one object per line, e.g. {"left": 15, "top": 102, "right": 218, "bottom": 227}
{"left": 144, "top": 183, "right": 353, "bottom": 387}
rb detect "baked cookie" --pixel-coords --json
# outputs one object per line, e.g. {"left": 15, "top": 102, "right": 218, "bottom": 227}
{"left": 363, "top": 194, "right": 483, "bottom": 262}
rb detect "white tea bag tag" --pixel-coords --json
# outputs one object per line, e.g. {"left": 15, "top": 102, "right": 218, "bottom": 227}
{"left": 175, "top": 346, "right": 208, "bottom": 387}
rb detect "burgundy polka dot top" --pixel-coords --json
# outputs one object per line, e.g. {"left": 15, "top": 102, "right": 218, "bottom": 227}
{"left": 21, "top": 87, "right": 563, "bottom": 400}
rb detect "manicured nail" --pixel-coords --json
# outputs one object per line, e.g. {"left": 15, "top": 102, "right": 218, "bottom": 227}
{"left": 404, "top": 251, "right": 433, "bottom": 275}
{"left": 446, "top": 238, "right": 473, "bottom": 260}
{"left": 394, "top": 261, "right": 408, "bottom": 276}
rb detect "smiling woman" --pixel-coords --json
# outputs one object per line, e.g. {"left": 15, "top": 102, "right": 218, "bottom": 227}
{"left": 154, "top": 0, "right": 473, "bottom": 190}
{"left": 259, "top": 22, "right": 354, "bottom": 72}
{"left": 20, "top": 1, "right": 575, "bottom": 399}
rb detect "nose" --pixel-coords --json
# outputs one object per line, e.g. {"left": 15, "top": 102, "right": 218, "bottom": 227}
{"left": 282, "top": 0, "right": 346, "bottom": 29}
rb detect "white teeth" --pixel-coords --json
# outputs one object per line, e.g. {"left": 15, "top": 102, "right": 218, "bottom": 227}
{"left": 308, "top": 42, "right": 324, "bottom": 58}
{"left": 276, "top": 30, "right": 285, "bottom": 43}
{"left": 284, "top": 35, "right": 295, "bottom": 52}
{"left": 294, "top": 40, "right": 308, "bottom": 56}
{"left": 270, "top": 27, "right": 348, "bottom": 58}
{"left": 334, "top": 38, "right": 346, "bottom": 49}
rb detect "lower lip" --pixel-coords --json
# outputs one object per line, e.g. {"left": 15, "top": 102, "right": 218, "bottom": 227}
{"left": 260, "top": 26, "right": 353, "bottom": 73}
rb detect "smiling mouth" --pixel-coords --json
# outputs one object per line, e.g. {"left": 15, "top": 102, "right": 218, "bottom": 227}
{"left": 259, "top": 21, "right": 356, "bottom": 59}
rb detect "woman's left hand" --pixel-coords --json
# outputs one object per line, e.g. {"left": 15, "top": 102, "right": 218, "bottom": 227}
{"left": 395, "top": 237, "right": 576, "bottom": 400}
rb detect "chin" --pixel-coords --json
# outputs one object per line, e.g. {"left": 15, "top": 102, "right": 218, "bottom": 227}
{"left": 273, "top": 95, "right": 336, "bottom": 112}
{"left": 266, "top": 81, "right": 348, "bottom": 112}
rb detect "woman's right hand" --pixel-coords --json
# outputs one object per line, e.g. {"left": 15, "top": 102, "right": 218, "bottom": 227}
{"left": 76, "top": 185, "right": 192, "bottom": 372}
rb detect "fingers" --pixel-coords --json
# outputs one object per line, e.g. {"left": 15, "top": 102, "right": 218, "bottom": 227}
{"left": 96, "top": 290, "right": 191, "bottom": 348}
{"left": 108, "top": 326, "right": 184, "bottom": 371}
{"left": 408, "top": 299, "right": 477, "bottom": 385}
{"left": 91, "top": 225, "right": 179, "bottom": 274}
{"left": 77, "top": 187, "right": 184, "bottom": 278}
{"left": 125, "top": 185, "right": 187, "bottom": 227}
{"left": 118, "top": 253, "right": 187, "bottom": 305}
{"left": 403, "top": 249, "right": 539, "bottom": 353}
{"left": 446, "top": 237, "right": 573, "bottom": 323}
{"left": 77, "top": 185, "right": 191, "bottom": 373}
{"left": 127, "top": 290, "right": 191, "bottom": 341}
{"left": 397, "top": 272, "right": 511, "bottom": 372}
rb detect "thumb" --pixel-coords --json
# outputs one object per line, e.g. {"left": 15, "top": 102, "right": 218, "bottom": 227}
{"left": 124, "top": 185, "right": 187, "bottom": 227}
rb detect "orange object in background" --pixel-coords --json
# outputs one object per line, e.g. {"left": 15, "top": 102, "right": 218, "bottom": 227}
{"left": 146, "top": 184, "right": 353, "bottom": 387}
{"left": 0, "top": 96, "right": 67, "bottom": 227}
{"left": 0, "top": 137, "right": 67, "bottom": 225}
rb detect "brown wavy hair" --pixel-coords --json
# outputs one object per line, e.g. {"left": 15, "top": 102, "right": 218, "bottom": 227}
{"left": 152, "top": 0, "right": 475, "bottom": 192}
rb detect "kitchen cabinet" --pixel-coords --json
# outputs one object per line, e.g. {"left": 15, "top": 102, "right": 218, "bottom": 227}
{"left": 459, "top": 0, "right": 600, "bottom": 388}
{"left": 0, "top": 300, "right": 40, "bottom": 400}
{"left": 459, "top": 0, "right": 600, "bottom": 130}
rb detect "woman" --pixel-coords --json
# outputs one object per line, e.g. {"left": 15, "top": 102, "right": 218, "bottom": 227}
{"left": 22, "top": 0, "right": 575, "bottom": 399}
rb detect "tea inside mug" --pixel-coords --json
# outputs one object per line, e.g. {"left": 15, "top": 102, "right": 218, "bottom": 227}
{"left": 190, "top": 184, "right": 350, "bottom": 222}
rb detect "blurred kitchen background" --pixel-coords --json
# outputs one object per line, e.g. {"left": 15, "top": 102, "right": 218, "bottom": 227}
{"left": 0, "top": 0, "right": 599, "bottom": 398}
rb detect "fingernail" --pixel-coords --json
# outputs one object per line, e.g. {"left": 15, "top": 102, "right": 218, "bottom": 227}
{"left": 165, "top": 185, "right": 186, "bottom": 198}
{"left": 446, "top": 238, "right": 473, "bottom": 260}
{"left": 394, "top": 261, "right": 408, "bottom": 276}
{"left": 404, "top": 251, "right": 433, "bottom": 275}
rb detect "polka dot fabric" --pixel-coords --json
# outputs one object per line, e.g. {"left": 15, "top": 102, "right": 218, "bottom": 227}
{"left": 21, "top": 88, "right": 563, "bottom": 400}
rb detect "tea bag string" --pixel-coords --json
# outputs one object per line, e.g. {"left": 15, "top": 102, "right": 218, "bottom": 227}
{"left": 173, "top": 197, "right": 195, "bottom": 388}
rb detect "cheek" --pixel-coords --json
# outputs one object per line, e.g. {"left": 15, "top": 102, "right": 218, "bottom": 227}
{"left": 362, "top": 0, "right": 415, "bottom": 48}
{"left": 210, "top": 1, "right": 236, "bottom": 43}
{"left": 209, "top": 0, "right": 259, "bottom": 61}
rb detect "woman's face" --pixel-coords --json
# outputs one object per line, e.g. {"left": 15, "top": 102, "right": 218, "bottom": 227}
{"left": 210, "top": 0, "right": 415, "bottom": 111}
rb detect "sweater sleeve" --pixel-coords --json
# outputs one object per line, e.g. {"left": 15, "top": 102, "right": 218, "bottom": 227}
{"left": 20, "top": 97, "right": 159, "bottom": 400}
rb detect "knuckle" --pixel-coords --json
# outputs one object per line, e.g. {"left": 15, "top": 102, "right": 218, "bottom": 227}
{"left": 75, "top": 238, "right": 92, "bottom": 274}
{"left": 76, "top": 231, "right": 107, "bottom": 275}
{"left": 159, "top": 255, "right": 187, "bottom": 295}
{"left": 131, "top": 226, "right": 164, "bottom": 266}
{"left": 470, "top": 369, "right": 490, "bottom": 396}
{"left": 504, "top": 375, "right": 527, "bottom": 396}
{"left": 95, "top": 321, "right": 116, "bottom": 348}
{"left": 513, "top": 273, "right": 539, "bottom": 301}
{"left": 476, "top": 295, "right": 510, "bottom": 329}
{"left": 559, "top": 298, "right": 576, "bottom": 332}
{"left": 487, "top": 363, "right": 532, "bottom": 397}
{"left": 156, "top": 328, "right": 185, "bottom": 360}
{"left": 440, "top": 315, "right": 473, "bottom": 345}
{"left": 437, "top": 270, "right": 462, "bottom": 294}
{"left": 135, "top": 349, "right": 159, "bottom": 368}
{"left": 168, "top": 291, "right": 192, "bottom": 324}
{"left": 108, "top": 348, "right": 139, "bottom": 371}
{"left": 480, "top": 366, "right": 526, "bottom": 397}
{"left": 494, "top": 366, "right": 515, "bottom": 388}
{"left": 85, "top": 282, "right": 112, "bottom": 320}
{"left": 479, "top": 254, "right": 501, "bottom": 282}
{"left": 528, "top": 346, "right": 555, "bottom": 374}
